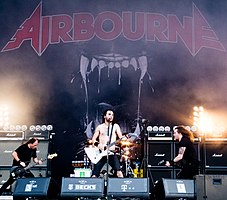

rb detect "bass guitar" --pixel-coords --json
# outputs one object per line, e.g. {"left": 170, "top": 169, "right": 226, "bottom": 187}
{"left": 10, "top": 153, "right": 57, "bottom": 179}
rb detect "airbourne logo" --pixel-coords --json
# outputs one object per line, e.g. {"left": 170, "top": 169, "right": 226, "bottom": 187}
{"left": 1, "top": 2, "right": 225, "bottom": 56}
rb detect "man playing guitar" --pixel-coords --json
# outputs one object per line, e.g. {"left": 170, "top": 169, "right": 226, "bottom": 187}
{"left": 0, "top": 137, "right": 43, "bottom": 196}
{"left": 91, "top": 109, "right": 124, "bottom": 178}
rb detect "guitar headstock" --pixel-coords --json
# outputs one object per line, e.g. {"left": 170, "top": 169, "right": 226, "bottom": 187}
{"left": 47, "top": 153, "right": 58, "bottom": 159}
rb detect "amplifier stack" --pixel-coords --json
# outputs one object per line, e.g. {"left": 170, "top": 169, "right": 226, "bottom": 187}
{"left": 0, "top": 130, "right": 51, "bottom": 194}
{"left": 145, "top": 126, "right": 227, "bottom": 182}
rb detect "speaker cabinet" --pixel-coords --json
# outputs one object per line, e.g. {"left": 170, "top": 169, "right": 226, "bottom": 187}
{"left": 107, "top": 178, "right": 150, "bottom": 198}
{"left": 60, "top": 177, "right": 104, "bottom": 198}
{"left": 36, "top": 140, "right": 49, "bottom": 167}
{"left": 195, "top": 174, "right": 227, "bottom": 200}
{"left": 13, "top": 177, "right": 51, "bottom": 198}
{"left": 0, "top": 141, "right": 23, "bottom": 166}
{"left": 151, "top": 178, "right": 194, "bottom": 200}
{"left": 147, "top": 142, "right": 173, "bottom": 167}
{"left": 205, "top": 142, "right": 227, "bottom": 168}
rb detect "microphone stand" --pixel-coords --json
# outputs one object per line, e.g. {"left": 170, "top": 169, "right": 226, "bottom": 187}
{"left": 105, "top": 122, "right": 113, "bottom": 199}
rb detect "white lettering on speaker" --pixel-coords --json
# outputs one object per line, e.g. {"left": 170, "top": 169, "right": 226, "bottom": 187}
{"left": 155, "top": 133, "right": 165, "bottom": 137}
{"left": 212, "top": 153, "right": 223, "bottom": 157}
{"left": 75, "top": 184, "right": 96, "bottom": 190}
{"left": 155, "top": 153, "right": 165, "bottom": 157}
{"left": 121, "top": 185, "right": 127, "bottom": 191}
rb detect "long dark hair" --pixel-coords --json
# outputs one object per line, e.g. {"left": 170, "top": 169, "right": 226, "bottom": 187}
{"left": 174, "top": 126, "right": 194, "bottom": 142}
{"left": 26, "top": 137, "right": 39, "bottom": 144}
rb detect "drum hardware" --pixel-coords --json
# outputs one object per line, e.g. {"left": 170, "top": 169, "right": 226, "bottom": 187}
{"left": 121, "top": 155, "right": 134, "bottom": 178}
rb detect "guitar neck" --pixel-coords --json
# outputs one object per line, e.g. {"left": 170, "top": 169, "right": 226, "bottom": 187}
{"left": 24, "top": 158, "right": 47, "bottom": 170}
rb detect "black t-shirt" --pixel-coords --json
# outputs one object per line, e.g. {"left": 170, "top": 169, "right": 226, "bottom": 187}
{"left": 179, "top": 136, "right": 197, "bottom": 165}
{"left": 12, "top": 143, "right": 37, "bottom": 166}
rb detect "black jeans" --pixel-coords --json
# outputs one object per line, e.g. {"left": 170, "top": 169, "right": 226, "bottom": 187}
{"left": 0, "top": 169, "right": 34, "bottom": 196}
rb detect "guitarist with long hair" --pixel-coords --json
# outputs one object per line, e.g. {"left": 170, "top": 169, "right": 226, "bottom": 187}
{"left": 91, "top": 109, "right": 124, "bottom": 178}
{"left": 0, "top": 137, "right": 43, "bottom": 195}
{"left": 165, "top": 126, "right": 199, "bottom": 179}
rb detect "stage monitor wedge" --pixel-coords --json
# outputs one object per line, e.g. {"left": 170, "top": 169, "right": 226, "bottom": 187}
{"left": 162, "top": 178, "right": 195, "bottom": 198}
{"left": 60, "top": 177, "right": 104, "bottom": 198}
{"left": 13, "top": 177, "right": 51, "bottom": 198}
{"left": 107, "top": 178, "right": 150, "bottom": 198}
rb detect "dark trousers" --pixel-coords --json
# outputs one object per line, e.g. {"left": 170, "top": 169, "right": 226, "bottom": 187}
{"left": 92, "top": 154, "right": 121, "bottom": 177}
{"left": 0, "top": 169, "right": 34, "bottom": 196}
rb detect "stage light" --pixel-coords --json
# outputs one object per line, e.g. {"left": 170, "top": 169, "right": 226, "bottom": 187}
{"left": 41, "top": 125, "right": 47, "bottom": 131}
{"left": 35, "top": 125, "right": 41, "bottom": 131}
{"left": 47, "top": 125, "right": 53, "bottom": 131}
{"left": 164, "top": 126, "right": 171, "bottom": 131}
{"left": 29, "top": 125, "right": 35, "bottom": 131}
{"left": 152, "top": 126, "right": 158, "bottom": 131}
{"left": 190, "top": 126, "right": 197, "bottom": 132}
{"left": 21, "top": 125, "right": 27, "bottom": 131}
{"left": 15, "top": 125, "right": 21, "bottom": 131}
{"left": 146, "top": 126, "right": 152, "bottom": 132}
{"left": 158, "top": 126, "right": 164, "bottom": 131}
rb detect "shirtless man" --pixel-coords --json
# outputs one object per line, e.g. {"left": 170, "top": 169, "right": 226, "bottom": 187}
{"left": 91, "top": 109, "right": 124, "bottom": 177}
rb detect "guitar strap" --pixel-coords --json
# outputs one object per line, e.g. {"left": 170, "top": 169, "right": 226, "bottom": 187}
{"left": 107, "top": 123, "right": 114, "bottom": 146}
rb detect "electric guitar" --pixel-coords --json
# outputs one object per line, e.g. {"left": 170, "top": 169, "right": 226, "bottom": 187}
{"left": 85, "top": 136, "right": 127, "bottom": 164}
{"left": 10, "top": 153, "right": 57, "bottom": 179}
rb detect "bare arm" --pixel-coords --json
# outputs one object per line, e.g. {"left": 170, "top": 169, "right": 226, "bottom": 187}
{"left": 115, "top": 124, "right": 123, "bottom": 138}
{"left": 173, "top": 147, "right": 186, "bottom": 162}
{"left": 166, "top": 147, "right": 186, "bottom": 166}
{"left": 92, "top": 126, "right": 100, "bottom": 145}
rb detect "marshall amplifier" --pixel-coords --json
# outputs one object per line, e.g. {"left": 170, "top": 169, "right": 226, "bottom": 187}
{"left": 25, "top": 130, "right": 50, "bottom": 140}
{"left": 0, "top": 131, "right": 24, "bottom": 140}
{"left": 204, "top": 141, "right": 227, "bottom": 168}
{"left": 107, "top": 178, "right": 150, "bottom": 198}
{"left": 147, "top": 141, "right": 173, "bottom": 167}
{"left": 13, "top": 177, "right": 51, "bottom": 198}
{"left": 60, "top": 177, "right": 104, "bottom": 198}
{"left": 148, "top": 131, "right": 173, "bottom": 141}
{"left": 0, "top": 140, "right": 23, "bottom": 166}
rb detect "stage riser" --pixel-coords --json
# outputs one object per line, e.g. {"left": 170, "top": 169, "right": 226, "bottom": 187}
{"left": 195, "top": 174, "right": 227, "bottom": 200}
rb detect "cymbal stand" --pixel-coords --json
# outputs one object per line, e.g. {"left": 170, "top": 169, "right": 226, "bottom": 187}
{"left": 124, "top": 157, "right": 134, "bottom": 177}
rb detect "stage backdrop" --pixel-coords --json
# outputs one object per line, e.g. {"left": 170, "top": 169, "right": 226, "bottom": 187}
{"left": 1, "top": 0, "right": 227, "bottom": 178}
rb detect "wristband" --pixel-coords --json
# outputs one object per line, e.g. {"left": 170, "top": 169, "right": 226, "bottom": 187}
{"left": 169, "top": 160, "right": 174, "bottom": 166}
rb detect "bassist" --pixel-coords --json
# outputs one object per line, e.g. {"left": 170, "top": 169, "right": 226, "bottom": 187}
{"left": 91, "top": 109, "right": 124, "bottom": 178}
{"left": 0, "top": 137, "right": 43, "bottom": 195}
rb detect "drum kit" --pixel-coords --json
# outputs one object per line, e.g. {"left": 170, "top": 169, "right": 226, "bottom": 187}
{"left": 119, "top": 136, "right": 142, "bottom": 177}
